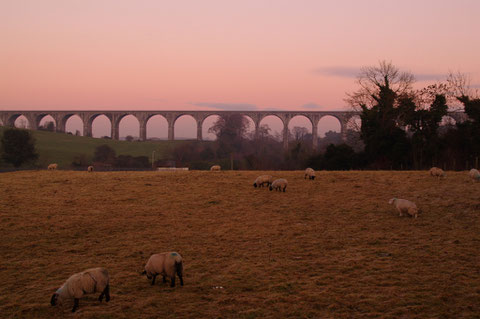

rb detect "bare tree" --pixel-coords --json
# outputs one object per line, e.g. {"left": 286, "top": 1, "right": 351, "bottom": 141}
{"left": 345, "top": 60, "right": 415, "bottom": 110}
{"left": 415, "top": 71, "right": 478, "bottom": 111}
{"left": 291, "top": 126, "right": 309, "bottom": 141}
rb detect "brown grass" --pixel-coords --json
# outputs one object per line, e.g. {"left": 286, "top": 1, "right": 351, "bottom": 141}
{"left": 0, "top": 170, "right": 479, "bottom": 318}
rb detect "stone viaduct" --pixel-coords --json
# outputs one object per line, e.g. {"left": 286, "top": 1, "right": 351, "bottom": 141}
{"left": 0, "top": 110, "right": 468, "bottom": 150}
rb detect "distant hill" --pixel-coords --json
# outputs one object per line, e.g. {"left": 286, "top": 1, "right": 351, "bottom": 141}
{"left": 0, "top": 127, "right": 208, "bottom": 169}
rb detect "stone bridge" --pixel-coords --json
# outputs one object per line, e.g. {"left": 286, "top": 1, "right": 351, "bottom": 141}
{"left": 0, "top": 110, "right": 467, "bottom": 150}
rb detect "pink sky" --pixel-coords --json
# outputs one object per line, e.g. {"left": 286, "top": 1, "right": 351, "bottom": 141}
{"left": 2, "top": 0, "right": 479, "bottom": 138}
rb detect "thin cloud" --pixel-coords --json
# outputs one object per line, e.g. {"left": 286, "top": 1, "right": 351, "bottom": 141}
{"left": 414, "top": 73, "right": 447, "bottom": 82}
{"left": 471, "top": 83, "right": 480, "bottom": 89}
{"left": 313, "top": 66, "right": 360, "bottom": 78}
{"left": 301, "top": 103, "right": 323, "bottom": 109}
{"left": 315, "top": 66, "right": 448, "bottom": 83}
{"left": 192, "top": 102, "right": 257, "bottom": 111}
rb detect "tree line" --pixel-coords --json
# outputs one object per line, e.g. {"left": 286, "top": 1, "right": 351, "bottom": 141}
{"left": 167, "top": 61, "right": 479, "bottom": 171}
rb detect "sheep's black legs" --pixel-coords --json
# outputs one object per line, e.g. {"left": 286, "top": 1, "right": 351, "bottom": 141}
{"left": 104, "top": 284, "right": 110, "bottom": 302}
{"left": 99, "top": 284, "right": 110, "bottom": 302}
{"left": 151, "top": 275, "right": 157, "bottom": 285}
{"left": 177, "top": 266, "right": 184, "bottom": 286}
{"left": 72, "top": 298, "right": 79, "bottom": 312}
{"left": 170, "top": 276, "right": 175, "bottom": 287}
{"left": 162, "top": 276, "right": 167, "bottom": 283}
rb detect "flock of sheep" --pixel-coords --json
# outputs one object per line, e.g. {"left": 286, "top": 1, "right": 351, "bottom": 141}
{"left": 247, "top": 165, "right": 479, "bottom": 220}
{"left": 389, "top": 166, "right": 480, "bottom": 218}
{"left": 47, "top": 164, "right": 479, "bottom": 312}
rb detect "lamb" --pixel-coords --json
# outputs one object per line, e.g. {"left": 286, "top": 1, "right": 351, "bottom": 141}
{"left": 388, "top": 198, "right": 419, "bottom": 218}
{"left": 269, "top": 178, "right": 288, "bottom": 192}
{"left": 48, "top": 163, "right": 58, "bottom": 170}
{"left": 469, "top": 168, "right": 480, "bottom": 182}
{"left": 253, "top": 175, "right": 273, "bottom": 188}
{"left": 210, "top": 165, "right": 221, "bottom": 171}
{"left": 142, "top": 252, "right": 184, "bottom": 288}
{"left": 50, "top": 267, "right": 110, "bottom": 313}
{"left": 87, "top": 166, "right": 94, "bottom": 172}
{"left": 304, "top": 168, "right": 316, "bottom": 180}
{"left": 429, "top": 167, "right": 445, "bottom": 178}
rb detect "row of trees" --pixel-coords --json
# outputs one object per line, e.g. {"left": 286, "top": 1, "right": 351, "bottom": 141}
{"left": 77, "top": 144, "right": 150, "bottom": 169}
{"left": 346, "top": 61, "right": 479, "bottom": 170}
{"left": 167, "top": 61, "right": 479, "bottom": 171}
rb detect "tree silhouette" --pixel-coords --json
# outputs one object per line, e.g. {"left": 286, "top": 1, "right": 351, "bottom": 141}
{"left": 1, "top": 128, "right": 38, "bottom": 167}
{"left": 93, "top": 144, "right": 116, "bottom": 164}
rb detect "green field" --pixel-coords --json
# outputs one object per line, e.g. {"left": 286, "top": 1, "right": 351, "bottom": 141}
{"left": 0, "top": 127, "right": 200, "bottom": 169}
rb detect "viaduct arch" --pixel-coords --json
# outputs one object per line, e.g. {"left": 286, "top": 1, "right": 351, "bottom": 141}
{"left": 0, "top": 110, "right": 467, "bottom": 150}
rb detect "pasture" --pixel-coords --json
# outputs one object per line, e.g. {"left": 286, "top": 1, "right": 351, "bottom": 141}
{"left": 0, "top": 127, "right": 193, "bottom": 169}
{"left": 0, "top": 170, "right": 479, "bottom": 318}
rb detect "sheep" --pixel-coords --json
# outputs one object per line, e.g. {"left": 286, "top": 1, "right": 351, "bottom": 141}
{"left": 48, "top": 163, "right": 58, "bottom": 170}
{"left": 142, "top": 252, "right": 184, "bottom": 288}
{"left": 87, "top": 166, "right": 94, "bottom": 172}
{"left": 210, "top": 165, "right": 221, "bottom": 171}
{"left": 429, "top": 167, "right": 445, "bottom": 178}
{"left": 469, "top": 168, "right": 480, "bottom": 182}
{"left": 253, "top": 175, "right": 273, "bottom": 188}
{"left": 50, "top": 267, "right": 110, "bottom": 313}
{"left": 304, "top": 168, "right": 316, "bottom": 180}
{"left": 388, "top": 198, "right": 419, "bottom": 218}
{"left": 269, "top": 178, "right": 288, "bottom": 192}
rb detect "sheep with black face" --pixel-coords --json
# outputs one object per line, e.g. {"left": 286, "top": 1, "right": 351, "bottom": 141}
{"left": 142, "top": 252, "right": 184, "bottom": 288}
{"left": 50, "top": 267, "right": 110, "bottom": 313}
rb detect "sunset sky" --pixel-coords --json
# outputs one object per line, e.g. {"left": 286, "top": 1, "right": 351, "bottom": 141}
{"left": 1, "top": 0, "right": 479, "bottom": 138}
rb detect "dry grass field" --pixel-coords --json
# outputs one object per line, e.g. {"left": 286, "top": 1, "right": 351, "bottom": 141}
{"left": 0, "top": 170, "right": 479, "bottom": 318}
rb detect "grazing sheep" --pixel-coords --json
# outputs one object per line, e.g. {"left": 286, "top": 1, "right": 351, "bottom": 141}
{"left": 429, "top": 167, "right": 445, "bottom": 178}
{"left": 304, "top": 168, "right": 316, "bottom": 180}
{"left": 50, "top": 267, "right": 110, "bottom": 313}
{"left": 388, "top": 198, "right": 419, "bottom": 218}
{"left": 142, "top": 252, "right": 184, "bottom": 288}
{"left": 87, "top": 166, "right": 94, "bottom": 172}
{"left": 469, "top": 168, "right": 480, "bottom": 182}
{"left": 48, "top": 163, "right": 58, "bottom": 170}
{"left": 269, "top": 178, "right": 288, "bottom": 192}
{"left": 210, "top": 165, "right": 221, "bottom": 171}
{"left": 253, "top": 175, "right": 273, "bottom": 188}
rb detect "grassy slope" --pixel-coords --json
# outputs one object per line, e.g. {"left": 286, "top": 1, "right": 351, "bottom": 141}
{"left": 0, "top": 170, "right": 479, "bottom": 318}
{"left": 0, "top": 127, "right": 200, "bottom": 168}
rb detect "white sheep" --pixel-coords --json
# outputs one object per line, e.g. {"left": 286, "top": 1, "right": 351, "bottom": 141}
{"left": 269, "top": 178, "right": 288, "bottom": 192}
{"left": 429, "top": 167, "right": 445, "bottom": 178}
{"left": 253, "top": 175, "right": 273, "bottom": 188}
{"left": 304, "top": 168, "right": 316, "bottom": 180}
{"left": 142, "top": 252, "right": 184, "bottom": 287}
{"left": 388, "top": 198, "right": 419, "bottom": 218}
{"left": 210, "top": 165, "right": 221, "bottom": 171}
{"left": 48, "top": 163, "right": 58, "bottom": 170}
{"left": 87, "top": 166, "right": 94, "bottom": 172}
{"left": 50, "top": 267, "right": 110, "bottom": 312}
{"left": 469, "top": 168, "right": 480, "bottom": 182}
